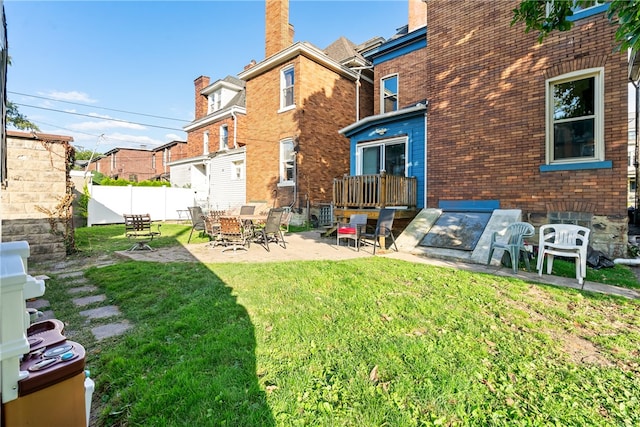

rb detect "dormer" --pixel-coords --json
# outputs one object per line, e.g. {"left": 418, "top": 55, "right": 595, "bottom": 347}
{"left": 201, "top": 76, "right": 246, "bottom": 115}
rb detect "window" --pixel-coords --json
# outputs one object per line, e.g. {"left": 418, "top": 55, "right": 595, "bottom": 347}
{"left": 231, "top": 160, "right": 244, "bottom": 180}
{"left": 545, "top": 1, "right": 605, "bottom": 18}
{"left": 546, "top": 68, "right": 603, "bottom": 164}
{"left": 111, "top": 153, "right": 116, "bottom": 170}
{"left": 163, "top": 149, "right": 169, "bottom": 166}
{"left": 208, "top": 90, "right": 222, "bottom": 114}
{"left": 203, "top": 131, "right": 209, "bottom": 155}
{"left": 152, "top": 154, "right": 156, "bottom": 170}
{"left": 220, "top": 125, "right": 228, "bottom": 150}
{"left": 279, "top": 139, "right": 295, "bottom": 185}
{"left": 381, "top": 75, "right": 398, "bottom": 113}
{"left": 357, "top": 137, "right": 407, "bottom": 176}
{"left": 280, "top": 66, "right": 295, "bottom": 110}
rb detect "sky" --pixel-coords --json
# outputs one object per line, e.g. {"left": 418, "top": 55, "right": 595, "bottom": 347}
{"left": 5, "top": 1, "right": 637, "bottom": 155}
{"left": 4, "top": 0, "right": 408, "bottom": 154}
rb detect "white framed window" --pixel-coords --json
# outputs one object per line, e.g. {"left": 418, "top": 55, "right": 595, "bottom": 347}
{"left": 208, "top": 90, "right": 222, "bottom": 114}
{"left": 220, "top": 125, "right": 228, "bottom": 150}
{"left": 357, "top": 137, "right": 407, "bottom": 176}
{"left": 203, "top": 131, "right": 209, "bottom": 155}
{"left": 152, "top": 154, "right": 156, "bottom": 170}
{"left": 546, "top": 68, "right": 604, "bottom": 164}
{"left": 231, "top": 160, "right": 244, "bottom": 180}
{"left": 280, "top": 66, "right": 295, "bottom": 111}
{"left": 381, "top": 74, "right": 398, "bottom": 113}
{"left": 279, "top": 138, "right": 295, "bottom": 185}
{"left": 111, "top": 153, "right": 116, "bottom": 170}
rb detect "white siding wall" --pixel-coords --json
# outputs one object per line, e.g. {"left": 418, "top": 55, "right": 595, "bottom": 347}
{"left": 209, "top": 149, "right": 246, "bottom": 211}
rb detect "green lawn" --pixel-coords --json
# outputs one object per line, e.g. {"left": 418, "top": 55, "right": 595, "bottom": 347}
{"left": 42, "top": 224, "right": 640, "bottom": 426}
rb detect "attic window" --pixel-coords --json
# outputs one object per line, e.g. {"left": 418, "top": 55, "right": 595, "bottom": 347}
{"left": 208, "top": 90, "right": 222, "bottom": 114}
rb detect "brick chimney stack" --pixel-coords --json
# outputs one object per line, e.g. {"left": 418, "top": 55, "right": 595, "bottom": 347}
{"left": 408, "top": 0, "right": 427, "bottom": 32}
{"left": 265, "top": 0, "right": 294, "bottom": 58}
{"left": 194, "top": 75, "right": 210, "bottom": 120}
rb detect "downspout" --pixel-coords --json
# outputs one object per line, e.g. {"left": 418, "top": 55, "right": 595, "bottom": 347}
{"left": 356, "top": 69, "right": 362, "bottom": 122}
{"left": 634, "top": 81, "right": 639, "bottom": 223}
{"left": 231, "top": 110, "right": 238, "bottom": 149}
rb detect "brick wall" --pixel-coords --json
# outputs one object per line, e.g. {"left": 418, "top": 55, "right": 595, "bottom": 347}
{"left": 422, "top": 1, "right": 628, "bottom": 253}
{"left": 374, "top": 46, "right": 427, "bottom": 115}
{"left": 244, "top": 56, "right": 357, "bottom": 207}
{"left": 2, "top": 132, "right": 72, "bottom": 261}
{"left": 185, "top": 116, "right": 245, "bottom": 159}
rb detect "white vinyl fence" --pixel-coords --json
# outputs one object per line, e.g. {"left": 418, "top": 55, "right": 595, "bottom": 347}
{"left": 87, "top": 184, "right": 197, "bottom": 226}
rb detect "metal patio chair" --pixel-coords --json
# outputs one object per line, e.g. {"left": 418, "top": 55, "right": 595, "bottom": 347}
{"left": 187, "top": 206, "right": 206, "bottom": 243}
{"left": 359, "top": 208, "right": 398, "bottom": 255}
{"left": 254, "top": 208, "right": 286, "bottom": 252}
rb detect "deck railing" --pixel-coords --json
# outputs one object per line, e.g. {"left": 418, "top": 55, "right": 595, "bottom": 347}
{"left": 333, "top": 173, "right": 417, "bottom": 209}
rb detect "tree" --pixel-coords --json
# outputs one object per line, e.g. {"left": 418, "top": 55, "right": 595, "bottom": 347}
{"left": 73, "top": 146, "right": 94, "bottom": 161}
{"left": 7, "top": 100, "right": 39, "bottom": 131}
{"left": 512, "top": 0, "right": 640, "bottom": 53}
{"left": 6, "top": 57, "right": 39, "bottom": 131}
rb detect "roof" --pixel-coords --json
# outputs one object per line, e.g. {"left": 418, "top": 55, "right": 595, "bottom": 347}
{"left": 7, "top": 130, "right": 74, "bottom": 143}
{"left": 153, "top": 140, "right": 187, "bottom": 152}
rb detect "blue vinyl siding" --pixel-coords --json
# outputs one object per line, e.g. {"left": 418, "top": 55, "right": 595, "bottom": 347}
{"left": 347, "top": 114, "right": 425, "bottom": 208}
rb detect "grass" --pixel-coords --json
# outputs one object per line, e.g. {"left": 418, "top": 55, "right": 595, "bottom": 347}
{"left": 37, "top": 224, "right": 640, "bottom": 426}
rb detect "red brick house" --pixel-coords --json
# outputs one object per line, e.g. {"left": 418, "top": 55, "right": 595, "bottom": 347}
{"left": 339, "top": 0, "right": 629, "bottom": 256}
{"left": 177, "top": 0, "right": 379, "bottom": 216}
{"left": 236, "top": 0, "right": 376, "bottom": 212}
{"left": 173, "top": 75, "right": 248, "bottom": 209}
{"left": 89, "top": 140, "right": 186, "bottom": 182}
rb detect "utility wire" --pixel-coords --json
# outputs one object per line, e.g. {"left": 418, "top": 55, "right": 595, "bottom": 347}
{"left": 9, "top": 90, "right": 190, "bottom": 122}
{"left": 27, "top": 119, "right": 169, "bottom": 149}
{"left": 14, "top": 102, "right": 186, "bottom": 132}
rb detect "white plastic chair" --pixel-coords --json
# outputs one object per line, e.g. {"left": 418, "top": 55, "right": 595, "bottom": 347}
{"left": 537, "top": 224, "right": 591, "bottom": 287}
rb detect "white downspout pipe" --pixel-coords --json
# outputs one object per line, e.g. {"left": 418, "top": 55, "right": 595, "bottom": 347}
{"left": 231, "top": 110, "right": 238, "bottom": 149}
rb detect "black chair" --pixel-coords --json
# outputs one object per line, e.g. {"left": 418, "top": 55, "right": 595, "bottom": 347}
{"left": 187, "top": 206, "right": 206, "bottom": 243}
{"left": 255, "top": 208, "right": 286, "bottom": 252}
{"left": 359, "top": 208, "right": 398, "bottom": 255}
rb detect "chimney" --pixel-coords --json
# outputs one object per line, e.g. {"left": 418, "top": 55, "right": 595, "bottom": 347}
{"left": 194, "top": 75, "right": 210, "bottom": 120}
{"left": 265, "top": 0, "right": 293, "bottom": 58}
{"left": 408, "top": 0, "right": 427, "bottom": 32}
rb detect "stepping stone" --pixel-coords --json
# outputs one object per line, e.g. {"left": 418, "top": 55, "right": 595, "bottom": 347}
{"left": 68, "top": 285, "right": 99, "bottom": 294}
{"left": 80, "top": 305, "right": 121, "bottom": 320}
{"left": 73, "top": 294, "right": 107, "bottom": 307}
{"left": 91, "top": 321, "right": 132, "bottom": 341}
{"left": 56, "top": 271, "right": 85, "bottom": 279}
{"left": 27, "top": 299, "right": 50, "bottom": 310}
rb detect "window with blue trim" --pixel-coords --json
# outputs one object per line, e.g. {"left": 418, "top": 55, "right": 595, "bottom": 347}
{"left": 545, "top": 0, "right": 606, "bottom": 20}
{"left": 546, "top": 68, "right": 603, "bottom": 165}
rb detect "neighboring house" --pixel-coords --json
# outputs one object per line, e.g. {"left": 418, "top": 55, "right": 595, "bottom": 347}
{"left": 89, "top": 140, "right": 186, "bottom": 182}
{"left": 340, "top": 0, "right": 629, "bottom": 256}
{"left": 173, "top": 75, "right": 248, "bottom": 209}
{"left": 1, "top": 131, "right": 74, "bottom": 261}
{"left": 177, "top": 0, "right": 380, "bottom": 216}
{"left": 236, "top": 0, "right": 376, "bottom": 212}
